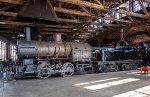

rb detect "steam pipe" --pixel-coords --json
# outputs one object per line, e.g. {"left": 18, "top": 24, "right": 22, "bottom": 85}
{"left": 54, "top": 33, "right": 62, "bottom": 42}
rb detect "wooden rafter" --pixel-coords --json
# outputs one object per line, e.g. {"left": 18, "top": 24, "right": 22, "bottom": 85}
{"left": 112, "top": 9, "right": 150, "bottom": 19}
{"left": 69, "top": 15, "right": 77, "bottom": 20}
{"left": 58, "top": 0, "right": 105, "bottom": 10}
{"left": 103, "top": 17, "right": 132, "bottom": 23}
{"left": 58, "top": 18, "right": 80, "bottom": 23}
{"left": 54, "top": 7, "right": 92, "bottom": 17}
{"left": 0, "top": 0, "right": 105, "bottom": 10}
{"left": 0, "top": 11, "right": 17, "bottom": 17}
{"left": 0, "top": 21, "right": 75, "bottom": 29}
{"left": 91, "top": 23, "right": 122, "bottom": 27}
{"left": 41, "top": 32, "right": 67, "bottom": 35}
{"left": 0, "top": 0, "right": 22, "bottom": 4}
{"left": 118, "top": 0, "right": 133, "bottom": 21}
{"left": 42, "top": 28, "right": 71, "bottom": 32}
{"left": 138, "top": 0, "right": 149, "bottom": 16}
{"left": 0, "top": 5, "right": 14, "bottom": 11}
{"left": 142, "top": 0, "right": 150, "bottom": 4}
{"left": 94, "top": 0, "right": 103, "bottom": 6}
{"left": 42, "top": 25, "right": 73, "bottom": 29}
{"left": 79, "top": 6, "right": 90, "bottom": 13}
{"left": 0, "top": 11, "right": 81, "bottom": 23}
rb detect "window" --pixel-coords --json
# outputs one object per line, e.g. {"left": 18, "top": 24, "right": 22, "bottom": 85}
{"left": 94, "top": 25, "right": 97, "bottom": 28}
{"left": 121, "top": 14, "right": 127, "bottom": 17}
{"left": 10, "top": 45, "right": 17, "bottom": 61}
{"left": 115, "top": 7, "right": 120, "bottom": 19}
{"left": 105, "top": 14, "right": 111, "bottom": 23}
{"left": 133, "top": 1, "right": 142, "bottom": 12}
{"left": 0, "top": 40, "right": 7, "bottom": 61}
{"left": 126, "top": 1, "right": 130, "bottom": 10}
{"left": 143, "top": 2, "right": 148, "bottom": 8}
{"left": 121, "top": 1, "right": 129, "bottom": 17}
{"left": 2, "top": 42, "right": 6, "bottom": 61}
{"left": 115, "top": 13, "right": 120, "bottom": 19}
{"left": 0, "top": 40, "right": 1, "bottom": 60}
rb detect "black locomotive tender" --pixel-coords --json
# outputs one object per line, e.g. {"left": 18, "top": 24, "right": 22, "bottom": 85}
{"left": 16, "top": 31, "right": 143, "bottom": 79}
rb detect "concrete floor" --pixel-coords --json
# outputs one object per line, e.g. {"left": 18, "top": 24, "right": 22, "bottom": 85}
{"left": 1, "top": 70, "right": 150, "bottom": 97}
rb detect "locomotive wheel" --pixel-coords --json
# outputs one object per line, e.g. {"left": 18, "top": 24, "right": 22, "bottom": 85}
{"left": 114, "top": 65, "right": 119, "bottom": 72}
{"left": 98, "top": 66, "right": 105, "bottom": 72}
{"left": 122, "top": 64, "right": 130, "bottom": 71}
{"left": 37, "top": 62, "right": 51, "bottom": 79}
{"left": 61, "top": 62, "right": 74, "bottom": 77}
{"left": 107, "top": 64, "right": 118, "bottom": 72}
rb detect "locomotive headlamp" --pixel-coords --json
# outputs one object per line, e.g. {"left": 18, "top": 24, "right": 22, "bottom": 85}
{"left": 17, "top": 34, "right": 25, "bottom": 37}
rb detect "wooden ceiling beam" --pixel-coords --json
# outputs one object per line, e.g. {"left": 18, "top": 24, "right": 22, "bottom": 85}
{"left": 94, "top": 0, "right": 103, "bottom": 6}
{"left": 0, "top": 5, "right": 14, "bottom": 11}
{"left": 103, "top": 17, "right": 132, "bottom": 23}
{"left": 42, "top": 28, "right": 71, "bottom": 32}
{"left": 0, "top": 21, "right": 31, "bottom": 26}
{"left": 69, "top": 15, "right": 77, "bottom": 20}
{"left": 0, "top": 0, "right": 104, "bottom": 11}
{"left": 94, "top": 23, "right": 122, "bottom": 27}
{"left": 138, "top": 0, "right": 149, "bottom": 16}
{"left": 0, "top": 0, "right": 22, "bottom": 4}
{"left": 58, "top": 0, "right": 105, "bottom": 10}
{"left": 79, "top": 6, "right": 90, "bottom": 13}
{"left": 142, "top": 0, "right": 150, "bottom": 4}
{"left": 113, "top": 9, "right": 150, "bottom": 19}
{"left": 84, "top": 26, "right": 107, "bottom": 31}
{"left": 41, "top": 32, "right": 67, "bottom": 35}
{"left": 0, "top": 29, "right": 19, "bottom": 33}
{"left": 42, "top": 25, "right": 73, "bottom": 29}
{"left": 54, "top": 7, "right": 92, "bottom": 17}
{"left": 0, "top": 11, "right": 17, "bottom": 17}
{"left": 58, "top": 18, "right": 80, "bottom": 23}
{"left": 0, "top": 11, "right": 80, "bottom": 23}
{"left": 0, "top": 21, "right": 75, "bottom": 29}
{"left": 91, "top": 23, "right": 122, "bottom": 27}
{"left": 121, "top": 7, "right": 134, "bottom": 21}
{"left": 0, "top": 25, "right": 16, "bottom": 28}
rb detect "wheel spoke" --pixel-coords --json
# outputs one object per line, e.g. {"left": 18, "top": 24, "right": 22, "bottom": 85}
{"left": 62, "top": 63, "right": 74, "bottom": 77}
{"left": 37, "top": 62, "right": 51, "bottom": 79}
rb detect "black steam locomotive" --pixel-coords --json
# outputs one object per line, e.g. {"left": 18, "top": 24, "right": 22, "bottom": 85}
{"left": 92, "top": 46, "right": 142, "bottom": 72}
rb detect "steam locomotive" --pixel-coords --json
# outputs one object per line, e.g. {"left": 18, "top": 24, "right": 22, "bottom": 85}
{"left": 16, "top": 34, "right": 92, "bottom": 78}
{"left": 16, "top": 32, "right": 144, "bottom": 79}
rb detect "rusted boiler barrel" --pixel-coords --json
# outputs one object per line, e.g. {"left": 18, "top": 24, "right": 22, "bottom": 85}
{"left": 17, "top": 40, "right": 72, "bottom": 57}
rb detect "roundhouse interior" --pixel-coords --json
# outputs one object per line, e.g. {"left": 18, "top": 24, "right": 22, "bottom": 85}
{"left": 0, "top": 0, "right": 150, "bottom": 97}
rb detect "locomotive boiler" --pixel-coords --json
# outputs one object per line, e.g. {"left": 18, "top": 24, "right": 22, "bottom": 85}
{"left": 17, "top": 32, "right": 92, "bottom": 78}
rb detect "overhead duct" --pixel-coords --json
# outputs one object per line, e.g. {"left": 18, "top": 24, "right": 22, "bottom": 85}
{"left": 18, "top": 0, "right": 59, "bottom": 22}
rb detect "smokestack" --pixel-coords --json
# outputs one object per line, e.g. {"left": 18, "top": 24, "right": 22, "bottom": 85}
{"left": 25, "top": 27, "right": 31, "bottom": 41}
{"left": 54, "top": 33, "right": 62, "bottom": 42}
